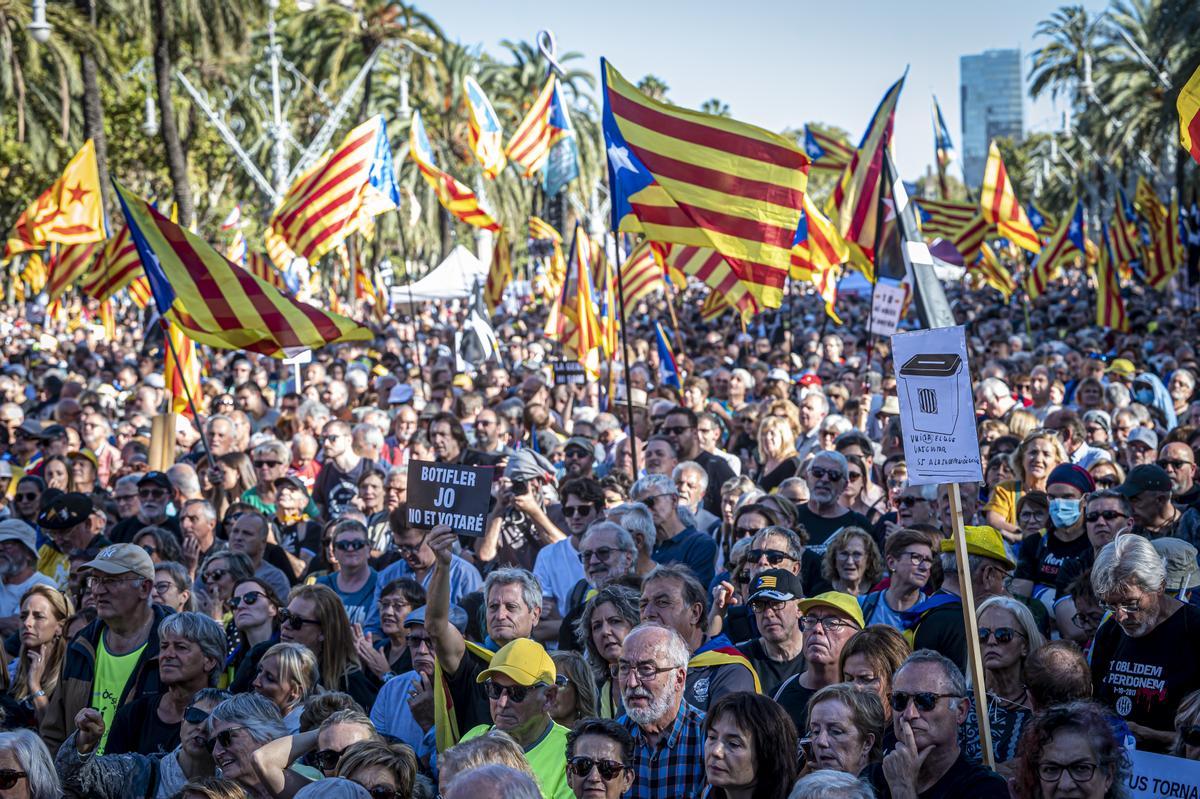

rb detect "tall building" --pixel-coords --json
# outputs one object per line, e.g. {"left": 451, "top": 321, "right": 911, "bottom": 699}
{"left": 960, "top": 49, "right": 1024, "bottom": 188}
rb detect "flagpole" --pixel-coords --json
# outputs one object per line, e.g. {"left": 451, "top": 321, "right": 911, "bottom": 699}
{"left": 395, "top": 221, "right": 426, "bottom": 403}
{"left": 662, "top": 275, "right": 685, "bottom": 350}
{"left": 158, "top": 318, "right": 215, "bottom": 469}
{"left": 611, "top": 232, "right": 640, "bottom": 476}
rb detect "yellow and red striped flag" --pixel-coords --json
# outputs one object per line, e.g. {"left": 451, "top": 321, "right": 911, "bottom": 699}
{"left": 97, "top": 298, "right": 116, "bottom": 340}
{"left": 1025, "top": 199, "right": 1084, "bottom": 299}
{"left": 20, "top": 252, "right": 48, "bottom": 296}
{"left": 1096, "top": 222, "right": 1128, "bottom": 331}
{"left": 596, "top": 253, "right": 620, "bottom": 359}
{"left": 1109, "top": 189, "right": 1139, "bottom": 271}
{"left": 1134, "top": 176, "right": 1165, "bottom": 226}
{"left": 409, "top": 110, "right": 501, "bottom": 232}
{"left": 128, "top": 276, "right": 152, "bottom": 309}
{"left": 464, "top": 76, "right": 506, "bottom": 179}
{"left": 4, "top": 140, "right": 106, "bottom": 262}
{"left": 1178, "top": 62, "right": 1200, "bottom": 166}
{"left": 1143, "top": 199, "right": 1184, "bottom": 291}
{"left": 163, "top": 320, "right": 200, "bottom": 417}
{"left": 507, "top": 75, "right": 572, "bottom": 177}
{"left": 46, "top": 241, "right": 101, "bottom": 301}
{"left": 264, "top": 226, "right": 297, "bottom": 272}
{"left": 791, "top": 193, "right": 848, "bottom": 322}
{"left": 484, "top": 230, "right": 511, "bottom": 313}
{"left": 552, "top": 225, "right": 603, "bottom": 375}
{"left": 803, "top": 125, "right": 855, "bottom": 174}
{"left": 971, "top": 243, "right": 1016, "bottom": 299}
{"left": 528, "top": 216, "right": 562, "bottom": 243}
{"left": 658, "top": 244, "right": 760, "bottom": 321}
{"left": 980, "top": 141, "right": 1041, "bottom": 254}
{"left": 116, "top": 181, "right": 371, "bottom": 357}
{"left": 81, "top": 224, "right": 143, "bottom": 302}
{"left": 246, "top": 252, "right": 286, "bottom": 291}
{"left": 951, "top": 213, "right": 989, "bottom": 264}
{"left": 699, "top": 290, "right": 731, "bottom": 322}
{"left": 603, "top": 59, "right": 809, "bottom": 312}
{"left": 827, "top": 74, "right": 905, "bottom": 275}
{"left": 270, "top": 116, "right": 400, "bottom": 263}
{"left": 618, "top": 240, "right": 665, "bottom": 306}
{"left": 1029, "top": 201, "right": 1057, "bottom": 238}
{"left": 914, "top": 198, "right": 979, "bottom": 239}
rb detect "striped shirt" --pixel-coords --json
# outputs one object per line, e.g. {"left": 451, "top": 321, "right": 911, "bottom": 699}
{"left": 619, "top": 701, "right": 707, "bottom": 799}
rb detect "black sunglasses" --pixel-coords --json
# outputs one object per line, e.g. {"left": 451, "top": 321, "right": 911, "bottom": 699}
{"left": 1085, "top": 510, "right": 1128, "bottom": 523}
{"left": 1182, "top": 726, "right": 1200, "bottom": 747}
{"left": 202, "top": 569, "right": 227, "bottom": 584}
{"left": 183, "top": 705, "right": 210, "bottom": 725}
{"left": 279, "top": 609, "right": 321, "bottom": 630}
{"left": 889, "top": 691, "right": 961, "bottom": 712}
{"left": 364, "top": 787, "right": 400, "bottom": 799}
{"left": 483, "top": 680, "right": 541, "bottom": 704}
{"left": 809, "top": 466, "right": 844, "bottom": 481}
{"left": 205, "top": 726, "right": 244, "bottom": 751}
{"left": 0, "top": 770, "right": 25, "bottom": 790}
{"left": 978, "top": 626, "right": 1026, "bottom": 645}
{"left": 568, "top": 756, "right": 628, "bottom": 781}
{"left": 14, "top": 492, "right": 37, "bottom": 501}
{"left": 748, "top": 548, "right": 794, "bottom": 565}
{"left": 562, "top": 505, "right": 597, "bottom": 518}
{"left": 254, "top": 460, "right": 283, "bottom": 469}
{"left": 897, "top": 496, "right": 927, "bottom": 507}
{"left": 310, "top": 747, "right": 346, "bottom": 772}
{"left": 227, "top": 591, "right": 265, "bottom": 610}
{"left": 334, "top": 539, "right": 367, "bottom": 552}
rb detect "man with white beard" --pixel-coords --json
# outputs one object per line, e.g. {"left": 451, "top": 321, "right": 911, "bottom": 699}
{"left": 615, "top": 624, "right": 706, "bottom": 799}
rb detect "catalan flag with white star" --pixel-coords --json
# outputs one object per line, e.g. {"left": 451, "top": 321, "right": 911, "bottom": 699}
{"left": 932, "top": 95, "right": 955, "bottom": 199}
{"left": 552, "top": 224, "right": 603, "bottom": 375}
{"left": 409, "top": 110, "right": 500, "bottom": 232}
{"left": 1025, "top": 199, "right": 1084, "bottom": 299}
{"left": 507, "top": 75, "right": 578, "bottom": 193}
{"left": 981, "top": 141, "right": 1041, "bottom": 254}
{"left": 803, "top": 125, "right": 855, "bottom": 174}
{"left": 602, "top": 58, "right": 810, "bottom": 313}
{"left": 464, "top": 76, "right": 506, "bottom": 179}
{"left": 791, "top": 193, "right": 847, "bottom": 322}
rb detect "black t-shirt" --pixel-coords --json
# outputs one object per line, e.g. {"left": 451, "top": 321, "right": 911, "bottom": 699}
{"left": 1014, "top": 528, "right": 1093, "bottom": 590}
{"left": 110, "top": 515, "right": 181, "bottom": 545}
{"left": 795, "top": 506, "right": 873, "bottom": 548}
{"left": 773, "top": 673, "right": 818, "bottom": 736}
{"left": 313, "top": 459, "right": 369, "bottom": 516}
{"left": 912, "top": 596, "right": 968, "bottom": 676}
{"left": 864, "top": 751, "right": 1009, "bottom": 799}
{"left": 1090, "top": 601, "right": 1200, "bottom": 752}
{"left": 104, "top": 693, "right": 180, "bottom": 756}
{"left": 733, "top": 638, "right": 806, "bottom": 698}
{"left": 447, "top": 647, "right": 492, "bottom": 735}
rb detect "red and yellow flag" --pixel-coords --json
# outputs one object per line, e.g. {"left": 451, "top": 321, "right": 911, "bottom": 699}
{"left": 1178, "top": 62, "right": 1200, "bottom": 166}
{"left": 657, "top": 244, "right": 759, "bottom": 321}
{"left": 618, "top": 241, "right": 665, "bottom": 307}
{"left": 4, "top": 140, "right": 105, "bottom": 261}
{"left": 971, "top": 243, "right": 1016, "bottom": 299}
{"left": 46, "top": 241, "right": 101, "bottom": 301}
{"left": 484, "top": 230, "right": 511, "bottom": 313}
{"left": 163, "top": 321, "right": 200, "bottom": 417}
{"left": 1144, "top": 199, "right": 1184, "bottom": 291}
{"left": 980, "top": 141, "right": 1041, "bottom": 254}
{"left": 464, "top": 76, "right": 506, "bottom": 179}
{"left": 791, "top": 193, "right": 848, "bottom": 322}
{"left": 553, "top": 225, "right": 603, "bottom": 375}
{"left": 1096, "top": 222, "right": 1128, "bottom": 331}
{"left": 507, "top": 75, "right": 571, "bottom": 177}
{"left": 409, "top": 110, "right": 501, "bottom": 232}
{"left": 81, "top": 225, "right": 143, "bottom": 302}
{"left": 128, "top": 276, "right": 152, "bottom": 309}
{"left": 1025, "top": 199, "right": 1084, "bottom": 299}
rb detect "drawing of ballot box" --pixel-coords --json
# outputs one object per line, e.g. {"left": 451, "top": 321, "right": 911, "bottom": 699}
{"left": 899, "top": 353, "right": 963, "bottom": 435}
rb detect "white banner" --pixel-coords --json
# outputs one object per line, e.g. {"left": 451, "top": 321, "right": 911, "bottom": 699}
{"left": 1126, "top": 749, "right": 1200, "bottom": 798}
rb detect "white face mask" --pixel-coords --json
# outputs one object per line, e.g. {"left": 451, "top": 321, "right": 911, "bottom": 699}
{"left": 1049, "top": 498, "right": 1082, "bottom": 528}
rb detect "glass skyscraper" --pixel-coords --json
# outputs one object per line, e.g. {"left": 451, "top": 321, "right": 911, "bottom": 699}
{"left": 960, "top": 49, "right": 1024, "bottom": 188}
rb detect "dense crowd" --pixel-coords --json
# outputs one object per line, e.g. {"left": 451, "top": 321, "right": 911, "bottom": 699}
{"left": 0, "top": 266, "right": 1195, "bottom": 799}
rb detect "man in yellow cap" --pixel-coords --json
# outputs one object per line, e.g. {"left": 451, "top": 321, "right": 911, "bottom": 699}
{"left": 773, "top": 590, "right": 864, "bottom": 734}
{"left": 457, "top": 637, "right": 572, "bottom": 799}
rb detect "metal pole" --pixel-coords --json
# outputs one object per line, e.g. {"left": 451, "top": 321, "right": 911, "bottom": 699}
{"left": 267, "top": 4, "right": 289, "bottom": 194}
{"left": 612, "top": 234, "right": 639, "bottom": 475}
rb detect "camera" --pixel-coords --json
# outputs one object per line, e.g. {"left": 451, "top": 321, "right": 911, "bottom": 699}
{"left": 511, "top": 479, "right": 529, "bottom": 497}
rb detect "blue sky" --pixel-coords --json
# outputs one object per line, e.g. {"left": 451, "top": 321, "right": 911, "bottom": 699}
{"left": 427, "top": 0, "right": 1107, "bottom": 181}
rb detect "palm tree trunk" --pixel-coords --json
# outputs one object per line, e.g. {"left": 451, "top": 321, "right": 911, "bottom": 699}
{"left": 151, "top": 0, "right": 194, "bottom": 228}
{"left": 78, "top": 0, "right": 111, "bottom": 213}
{"left": 11, "top": 52, "right": 26, "bottom": 143}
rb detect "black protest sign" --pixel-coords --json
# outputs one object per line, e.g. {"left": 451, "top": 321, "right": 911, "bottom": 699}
{"left": 553, "top": 360, "right": 586, "bottom": 385}
{"left": 406, "top": 460, "right": 495, "bottom": 536}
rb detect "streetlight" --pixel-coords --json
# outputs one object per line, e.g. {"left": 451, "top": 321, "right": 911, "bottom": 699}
{"left": 27, "top": 0, "right": 52, "bottom": 43}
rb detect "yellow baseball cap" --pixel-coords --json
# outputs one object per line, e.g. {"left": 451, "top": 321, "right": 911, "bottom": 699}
{"left": 796, "top": 591, "right": 865, "bottom": 629}
{"left": 476, "top": 638, "right": 556, "bottom": 687}
{"left": 939, "top": 525, "right": 1016, "bottom": 570}
{"left": 1106, "top": 358, "right": 1136, "bottom": 377}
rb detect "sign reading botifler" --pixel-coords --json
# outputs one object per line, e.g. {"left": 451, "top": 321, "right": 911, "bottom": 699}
{"left": 890, "top": 326, "right": 983, "bottom": 485}
{"left": 406, "top": 460, "right": 495, "bottom": 536}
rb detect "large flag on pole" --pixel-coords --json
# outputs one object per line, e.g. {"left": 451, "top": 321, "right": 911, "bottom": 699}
{"left": 409, "top": 110, "right": 501, "bottom": 232}
{"left": 4, "top": 140, "right": 106, "bottom": 261}
{"left": 1096, "top": 222, "right": 1128, "bottom": 331}
{"left": 115, "top": 181, "right": 371, "bottom": 357}
{"left": 932, "top": 95, "right": 955, "bottom": 199}
{"left": 1025, "top": 198, "right": 1084, "bottom": 299}
{"left": 791, "top": 193, "right": 847, "bottom": 322}
{"left": 1144, "top": 199, "right": 1184, "bottom": 291}
{"left": 554, "top": 225, "right": 603, "bottom": 374}
{"left": 45, "top": 242, "right": 101, "bottom": 301}
{"left": 802, "top": 125, "right": 855, "bottom": 174}
{"left": 163, "top": 321, "right": 200, "bottom": 418}
{"left": 464, "top": 76, "right": 507, "bottom": 179}
{"left": 602, "top": 58, "right": 810, "bottom": 312}
{"left": 980, "top": 141, "right": 1041, "bottom": 254}
{"left": 914, "top": 198, "right": 979, "bottom": 238}
{"left": 1109, "top": 188, "right": 1139, "bottom": 268}
{"left": 506, "top": 75, "right": 578, "bottom": 188}
{"left": 827, "top": 73, "right": 905, "bottom": 275}
{"left": 1178, "top": 62, "right": 1200, "bottom": 166}
{"left": 484, "top": 230, "right": 511, "bottom": 312}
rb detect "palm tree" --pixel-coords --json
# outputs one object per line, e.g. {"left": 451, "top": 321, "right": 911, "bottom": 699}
{"left": 700, "top": 98, "right": 730, "bottom": 117}
{"left": 636, "top": 74, "right": 669, "bottom": 102}
{"left": 1029, "top": 5, "right": 1112, "bottom": 104}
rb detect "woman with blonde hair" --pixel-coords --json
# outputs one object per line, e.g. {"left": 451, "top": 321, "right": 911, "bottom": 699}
{"left": 1006, "top": 408, "right": 1039, "bottom": 440}
{"left": 968, "top": 595, "right": 1046, "bottom": 765}
{"left": 754, "top": 414, "right": 798, "bottom": 492}
{"left": 984, "top": 430, "right": 1068, "bottom": 539}
{"left": 550, "top": 650, "right": 597, "bottom": 728}
{"left": 335, "top": 739, "right": 417, "bottom": 798}
{"left": 252, "top": 642, "right": 319, "bottom": 732}
{"left": 280, "top": 584, "right": 377, "bottom": 710}
{"left": 9, "top": 584, "right": 72, "bottom": 725}
{"left": 821, "top": 527, "right": 882, "bottom": 596}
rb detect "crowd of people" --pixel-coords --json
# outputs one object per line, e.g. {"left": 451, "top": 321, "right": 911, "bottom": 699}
{"left": 0, "top": 265, "right": 1195, "bottom": 799}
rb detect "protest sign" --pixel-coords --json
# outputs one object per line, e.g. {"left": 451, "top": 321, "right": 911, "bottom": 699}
{"left": 553, "top": 360, "right": 586, "bottom": 385}
{"left": 1126, "top": 749, "right": 1200, "bottom": 798}
{"left": 406, "top": 459, "right": 495, "bottom": 536}
{"left": 869, "top": 281, "right": 907, "bottom": 336}
{"left": 891, "top": 325, "right": 983, "bottom": 485}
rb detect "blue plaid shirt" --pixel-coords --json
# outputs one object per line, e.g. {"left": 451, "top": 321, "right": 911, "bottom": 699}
{"left": 619, "top": 700, "right": 707, "bottom": 799}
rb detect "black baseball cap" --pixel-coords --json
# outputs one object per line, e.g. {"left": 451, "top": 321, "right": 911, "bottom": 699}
{"left": 1118, "top": 464, "right": 1173, "bottom": 498}
{"left": 37, "top": 492, "right": 93, "bottom": 530}
{"left": 137, "top": 471, "right": 172, "bottom": 490}
{"left": 747, "top": 569, "right": 804, "bottom": 603}
{"left": 274, "top": 476, "right": 309, "bottom": 496}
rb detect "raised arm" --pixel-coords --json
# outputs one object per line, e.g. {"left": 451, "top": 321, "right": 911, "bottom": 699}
{"left": 426, "top": 524, "right": 467, "bottom": 676}
{"left": 249, "top": 729, "right": 319, "bottom": 799}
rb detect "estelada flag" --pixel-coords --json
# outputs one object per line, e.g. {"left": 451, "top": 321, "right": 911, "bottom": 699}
{"left": 464, "top": 76, "right": 507, "bottom": 179}
{"left": 5, "top": 140, "right": 105, "bottom": 261}
{"left": 1178, "top": 62, "right": 1200, "bottom": 166}
{"left": 409, "top": 110, "right": 501, "bottom": 232}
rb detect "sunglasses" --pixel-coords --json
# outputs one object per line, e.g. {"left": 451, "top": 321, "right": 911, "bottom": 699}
{"left": 141, "top": 544, "right": 157, "bottom": 556}
{"left": 1085, "top": 510, "right": 1128, "bottom": 523}
{"left": 334, "top": 539, "right": 367, "bottom": 552}
{"left": 310, "top": 747, "right": 346, "bottom": 772}
{"left": 660, "top": 425, "right": 692, "bottom": 436}
{"left": 139, "top": 488, "right": 168, "bottom": 498}
{"left": 363, "top": 787, "right": 400, "bottom": 799}
{"left": 809, "top": 467, "right": 844, "bottom": 482}
{"left": 897, "top": 496, "right": 927, "bottom": 507}
{"left": 0, "top": 770, "right": 26, "bottom": 790}
{"left": 978, "top": 626, "right": 1026, "bottom": 644}
{"left": 578, "top": 546, "right": 620, "bottom": 563}
{"left": 227, "top": 591, "right": 266, "bottom": 610}
{"left": 202, "top": 569, "right": 227, "bottom": 584}
{"left": 254, "top": 460, "right": 283, "bottom": 469}
{"left": 1181, "top": 726, "right": 1200, "bottom": 748}
{"left": 1158, "top": 459, "right": 1193, "bottom": 470}
{"left": 568, "top": 756, "right": 629, "bottom": 781}
{"left": 889, "top": 691, "right": 961, "bottom": 713}
{"left": 562, "top": 505, "right": 597, "bottom": 518}
{"left": 279, "top": 609, "right": 321, "bottom": 630}
{"left": 847, "top": 471, "right": 863, "bottom": 481}
{"left": 206, "top": 726, "right": 245, "bottom": 751}
{"left": 748, "top": 548, "right": 794, "bottom": 565}
{"left": 183, "top": 705, "right": 210, "bottom": 725}
{"left": 483, "top": 680, "right": 542, "bottom": 704}
{"left": 14, "top": 492, "right": 38, "bottom": 501}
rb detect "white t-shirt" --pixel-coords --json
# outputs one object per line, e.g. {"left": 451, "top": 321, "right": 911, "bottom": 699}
{"left": 0, "top": 571, "right": 56, "bottom": 617}
{"left": 533, "top": 536, "right": 585, "bottom": 614}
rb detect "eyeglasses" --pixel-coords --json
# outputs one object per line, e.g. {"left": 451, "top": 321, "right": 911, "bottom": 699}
{"left": 610, "top": 661, "right": 680, "bottom": 681}
{"left": 141, "top": 544, "right": 157, "bottom": 556}
{"left": 748, "top": 548, "right": 795, "bottom": 565}
{"left": 800, "top": 616, "right": 857, "bottom": 633}
{"left": 334, "top": 539, "right": 367, "bottom": 552}
{"left": 183, "top": 705, "right": 210, "bottom": 725}
{"left": 1072, "top": 612, "right": 1103, "bottom": 631}
{"left": 847, "top": 471, "right": 863, "bottom": 481}
{"left": 900, "top": 552, "right": 935, "bottom": 568}
{"left": 579, "top": 546, "right": 621, "bottom": 563}
{"left": 1158, "top": 459, "right": 1194, "bottom": 470}
{"left": 749, "top": 598, "right": 790, "bottom": 615}
{"left": 888, "top": 691, "right": 961, "bottom": 713}
{"left": 0, "top": 770, "right": 26, "bottom": 790}
{"left": 562, "top": 504, "right": 598, "bottom": 518}
{"left": 406, "top": 634, "right": 433, "bottom": 650}
{"left": 227, "top": 591, "right": 266, "bottom": 610}
{"left": 1037, "top": 761, "right": 1098, "bottom": 783}
{"left": 310, "top": 747, "right": 346, "bottom": 772}
{"left": 1099, "top": 597, "right": 1144, "bottom": 616}
{"left": 395, "top": 537, "right": 428, "bottom": 556}
{"left": 809, "top": 467, "right": 844, "bottom": 482}
{"left": 14, "top": 492, "right": 38, "bottom": 501}
{"left": 206, "top": 726, "right": 246, "bottom": 751}
{"left": 87, "top": 575, "right": 144, "bottom": 591}
{"left": 568, "top": 756, "right": 629, "bottom": 781}
{"left": 660, "top": 425, "right": 693, "bottom": 436}
{"left": 254, "top": 460, "right": 283, "bottom": 469}
{"left": 1094, "top": 477, "right": 1120, "bottom": 489}
{"left": 978, "top": 626, "right": 1026, "bottom": 644}
{"left": 1085, "top": 510, "right": 1128, "bottom": 523}
{"left": 483, "top": 680, "right": 544, "bottom": 703}
{"left": 153, "top": 581, "right": 176, "bottom": 596}
{"left": 363, "top": 786, "right": 400, "bottom": 799}
{"left": 202, "top": 569, "right": 227, "bottom": 584}
{"left": 320, "top": 434, "right": 342, "bottom": 443}
{"left": 214, "top": 399, "right": 236, "bottom": 408}
{"left": 378, "top": 600, "right": 411, "bottom": 614}
{"left": 138, "top": 488, "right": 168, "bottom": 498}
{"left": 279, "top": 609, "right": 321, "bottom": 630}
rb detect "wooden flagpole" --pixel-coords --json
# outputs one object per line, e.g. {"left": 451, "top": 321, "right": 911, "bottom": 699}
{"left": 948, "top": 483, "right": 994, "bottom": 770}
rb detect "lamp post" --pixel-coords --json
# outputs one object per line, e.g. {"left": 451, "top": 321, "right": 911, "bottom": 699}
{"left": 27, "top": 0, "right": 52, "bottom": 43}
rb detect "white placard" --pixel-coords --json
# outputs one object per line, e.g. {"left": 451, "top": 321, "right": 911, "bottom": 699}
{"left": 1126, "top": 749, "right": 1200, "bottom": 798}
{"left": 891, "top": 326, "right": 983, "bottom": 485}
{"left": 869, "top": 282, "right": 907, "bottom": 336}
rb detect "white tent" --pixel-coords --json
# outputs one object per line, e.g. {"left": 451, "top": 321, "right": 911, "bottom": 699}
{"left": 389, "top": 245, "right": 487, "bottom": 303}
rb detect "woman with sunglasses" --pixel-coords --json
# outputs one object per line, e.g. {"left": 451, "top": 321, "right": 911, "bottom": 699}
{"left": 11, "top": 476, "right": 43, "bottom": 527}
{"left": 59, "top": 687, "right": 230, "bottom": 798}
{"left": 153, "top": 562, "right": 196, "bottom": 613}
{"left": 207, "top": 693, "right": 290, "bottom": 799}
{"left": 9, "top": 584, "right": 72, "bottom": 727}
{"left": 962, "top": 596, "right": 1045, "bottom": 766}
{"left": 250, "top": 708, "right": 381, "bottom": 795}
{"left": 281, "top": 583, "right": 378, "bottom": 711}
{"left": 225, "top": 579, "right": 282, "bottom": 692}
{"left": 702, "top": 691, "right": 798, "bottom": 799}
{"left": 564, "top": 718, "right": 635, "bottom": 799}
{"left": 334, "top": 740, "right": 418, "bottom": 799}
{"left": 196, "top": 551, "right": 255, "bottom": 624}
{"left": 1012, "top": 701, "right": 1127, "bottom": 799}
{"left": 105, "top": 612, "right": 228, "bottom": 756}
{"left": 576, "top": 585, "right": 639, "bottom": 719}
{"left": 252, "top": 642, "right": 318, "bottom": 732}
{"left": 1087, "top": 459, "right": 1125, "bottom": 492}
{"left": 549, "top": 650, "right": 597, "bottom": 729}
{"left": 136, "top": 525, "right": 183, "bottom": 565}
